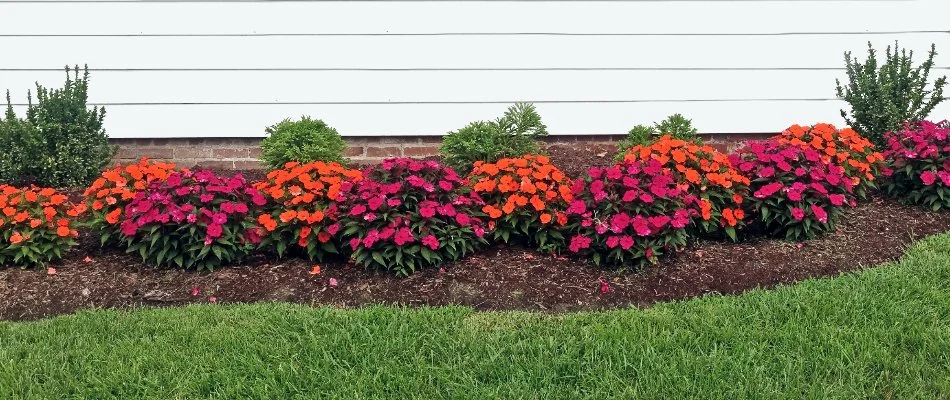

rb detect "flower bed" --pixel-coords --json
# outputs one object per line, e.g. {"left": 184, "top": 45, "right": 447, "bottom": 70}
{"left": 469, "top": 155, "right": 572, "bottom": 250}
{"left": 338, "top": 158, "right": 488, "bottom": 276}
{"left": 254, "top": 161, "right": 363, "bottom": 260}
{"left": 563, "top": 159, "right": 695, "bottom": 266}
{"left": 731, "top": 140, "right": 856, "bottom": 240}
{"left": 114, "top": 170, "right": 266, "bottom": 271}
{"left": 883, "top": 120, "right": 950, "bottom": 210}
{"left": 622, "top": 135, "right": 749, "bottom": 240}
{"left": 0, "top": 186, "right": 83, "bottom": 268}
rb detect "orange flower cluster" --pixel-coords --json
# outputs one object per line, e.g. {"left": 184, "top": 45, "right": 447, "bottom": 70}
{"left": 469, "top": 155, "right": 572, "bottom": 246}
{"left": 254, "top": 161, "right": 362, "bottom": 258}
{"left": 774, "top": 123, "right": 884, "bottom": 193}
{"left": 85, "top": 158, "right": 181, "bottom": 226}
{"left": 0, "top": 185, "right": 84, "bottom": 267}
{"left": 623, "top": 135, "right": 750, "bottom": 234}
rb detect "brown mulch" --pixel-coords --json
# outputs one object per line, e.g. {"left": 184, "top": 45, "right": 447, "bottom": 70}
{"left": 1, "top": 194, "right": 948, "bottom": 321}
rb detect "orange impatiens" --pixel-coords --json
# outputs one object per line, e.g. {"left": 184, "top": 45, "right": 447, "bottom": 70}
{"left": 253, "top": 161, "right": 363, "bottom": 260}
{"left": 623, "top": 135, "right": 750, "bottom": 238}
{"left": 469, "top": 154, "right": 572, "bottom": 248}
{"left": 84, "top": 158, "right": 182, "bottom": 244}
{"left": 773, "top": 123, "right": 885, "bottom": 198}
{"left": 0, "top": 185, "right": 84, "bottom": 267}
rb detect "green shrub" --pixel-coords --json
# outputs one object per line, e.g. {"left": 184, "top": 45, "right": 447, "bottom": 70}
{"left": 440, "top": 103, "right": 547, "bottom": 173}
{"left": 1, "top": 66, "right": 114, "bottom": 187}
{"left": 614, "top": 124, "right": 657, "bottom": 161}
{"left": 836, "top": 42, "right": 947, "bottom": 148}
{"left": 614, "top": 114, "right": 699, "bottom": 160}
{"left": 260, "top": 116, "right": 347, "bottom": 169}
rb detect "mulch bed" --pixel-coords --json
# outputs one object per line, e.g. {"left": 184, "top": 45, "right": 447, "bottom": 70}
{"left": 2, "top": 144, "right": 949, "bottom": 321}
{"left": 1, "top": 195, "right": 946, "bottom": 321}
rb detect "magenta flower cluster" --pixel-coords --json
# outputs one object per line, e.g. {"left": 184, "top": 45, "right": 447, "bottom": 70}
{"left": 730, "top": 140, "right": 856, "bottom": 240}
{"left": 337, "top": 158, "right": 488, "bottom": 276}
{"left": 117, "top": 170, "right": 266, "bottom": 270}
{"left": 882, "top": 120, "right": 950, "bottom": 210}
{"left": 564, "top": 159, "right": 696, "bottom": 265}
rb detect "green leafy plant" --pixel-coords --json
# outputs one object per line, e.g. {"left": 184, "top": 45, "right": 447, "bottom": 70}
{"left": 0, "top": 185, "right": 83, "bottom": 268}
{"left": 440, "top": 103, "right": 547, "bottom": 173}
{"left": 836, "top": 42, "right": 947, "bottom": 148}
{"left": 260, "top": 116, "right": 347, "bottom": 169}
{"left": 882, "top": 120, "right": 950, "bottom": 211}
{"left": 1, "top": 65, "right": 115, "bottom": 187}
{"left": 615, "top": 114, "right": 699, "bottom": 160}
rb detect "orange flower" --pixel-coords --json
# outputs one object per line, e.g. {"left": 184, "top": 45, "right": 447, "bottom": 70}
{"left": 279, "top": 210, "right": 297, "bottom": 223}
{"left": 539, "top": 213, "right": 552, "bottom": 224}
{"left": 56, "top": 226, "right": 71, "bottom": 237}
{"left": 14, "top": 212, "right": 29, "bottom": 223}
{"left": 9, "top": 232, "right": 23, "bottom": 244}
{"left": 106, "top": 208, "right": 122, "bottom": 224}
{"left": 29, "top": 219, "right": 42, "bottom": 228}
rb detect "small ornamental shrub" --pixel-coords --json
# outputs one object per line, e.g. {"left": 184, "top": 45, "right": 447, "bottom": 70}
{"left": 84, "top": 158, "right": 181, "bottom": 245}
{"left": 836, "top": 42, "right": 947, "bottom": 148}
{"left": 115, "top": 170, "right": 267, "bottom": 271}
{"left": 1, "top": 65, "right": 115, "bottom": 187}
{"left": 440, "top": 103, "right": 547, "bottom": 173}
{"left": 338, "top": 158, "right": 487, "bottom": 276}
{"left": 0, "top": 185, "right": 84, "bottom": 268}
{"left": 882, "top": 120, "right": 950, "bottom": 210}
{"left": 254, "top": 161, "right": 363, "bottom": 260}
{"left": 260, "top": 116, "right": 348, "bottom": 169}
{"left": 615, "top": 114, "right": 700, "bottom": 160}
{"left": 731, "top": 141, "right": 856, "bottom": 241}
{"left": 773, "top": 123, "right": 886, "bottom": 199}
{"left": 623, "top": 135, "right": 750, "bottom": 240}
{"left": 563, "top": 159, "right": 696, "bottom": 267}
{"left": 468, "top": 154, "right": 573, "bottom": 249}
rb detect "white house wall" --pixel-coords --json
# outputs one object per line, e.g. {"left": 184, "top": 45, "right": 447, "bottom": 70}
{"left": 0, "top": 0, "right": 948, "bottom": 138}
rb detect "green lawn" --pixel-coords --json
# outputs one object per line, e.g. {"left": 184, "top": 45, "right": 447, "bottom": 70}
{"left": 2, "top": 234, "right": 949, "bottom": 399}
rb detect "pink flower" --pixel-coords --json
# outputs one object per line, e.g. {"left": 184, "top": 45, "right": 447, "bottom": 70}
{"left": 829, "top": 194, "right": 845, "bottom": 206}
{"left": 211, "top": 213, "right": 227, "bottom": 225}
{"left": 186, "top": 214, "right": 197, "bottom": 223}
{"left": 920, "top": 170, "right": 937, "bottom": 186}
{"left": 606, "top": 236, "right": 620, "bottom": 248}
{"left": 810, "top": 204, "right": 828, "bottom": 223}
{"left": 349, "top": 237, "right": 361, "bottom": 250}
{"left": 206, "top": 224, "right": 223, "bottom": 239}
{"left": 632, "top": 216, "right": 651, "bottom": 237}
{"left": 791, "top": 207, "right": 805, "bottom": 221}
{"left": 363, "top": 213, "right": 377, "bottom": 222}
{"left": 455, "top": 213, "right": 471, "bottom": 226}
{"left": 329, "top": 278, "right": 338, "bottom": 287}
{"left": 367, "top": 196, "right": 384, "bottom": 211}
{"left": 349, "top": 204, "right": 367, "bottom": 216}
{"left": 639, "top": 193, "right": 654, "bottom": 203}
{"left": 567, "top": 200, "right": 587, "bottom": 215}
{"left": 758, "top": 167, "right": 775, "bottom": 178}
{"left": 438, "top": 180, "right": 454, "bottom": 191}
{"left": 568, "top": 235, "right": 592, "bottom": 253}
{"left": 327, "top": 223, "right": 341, "bottom": 235}
{"left": 199, "top": 193, "right": 214, "bottom": 203}
{"left": 420, "top": 206, "right": 436, "bottom": 218}
{"left": 394, "top": 227, "right": 414, "bottom": 245}
{"left": 619, "top": 235, "right": 635, "bottom": 250}
{"left": 422, "top": 235, "right": 440, "bottom": 250}
{"left": 166, "top": 174, "right": 183, "bottom": 187}
{"left": 600, "top": 279, "right": 610, "bottom": 294}
{"left": 387, "top": 198, "right": 402, "bottom": 207}
{"left": 609, "top": 213, "right": 630, "bottom": 233}
{"left": 605, "top": 167, "right": 622, "bottom": 180}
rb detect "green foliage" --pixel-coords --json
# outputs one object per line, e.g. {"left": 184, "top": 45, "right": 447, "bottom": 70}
{"left": 260, "top": 116, "right": 347, "bottom": 169}
{"left": 615, "top": 114, "right": 699, "bottom": 160}
{"left": 0, "top": 66, "right": 115, "bottom": 187}
{"left": 614, "top": 124, "right": 657, "bottom": 160}
{"left": 440, "top": 103, "right": 546, "bottom": 173}
{"left": 4, "top": 232, "right": 950, "bottom": 398}
{"left": 836, "top": 42, "right": 947, "bottom": 148}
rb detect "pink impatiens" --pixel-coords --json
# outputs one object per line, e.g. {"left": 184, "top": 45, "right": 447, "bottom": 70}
{"left": 882, "top": 120, "right": 950, "bottom": 210}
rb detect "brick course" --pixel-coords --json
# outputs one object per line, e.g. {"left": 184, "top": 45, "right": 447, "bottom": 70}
{"left": 109, "top": 133, "right": 773, "bottom": 169}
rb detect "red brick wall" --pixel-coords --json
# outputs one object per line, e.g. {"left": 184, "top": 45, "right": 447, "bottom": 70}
{"left": 110, "top": 133, "right": 773, "bottom": 169}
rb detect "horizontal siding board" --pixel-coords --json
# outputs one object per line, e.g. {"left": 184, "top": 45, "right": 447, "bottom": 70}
{"left": 9, "top": 101, "right": 949, "bottom": 138}
{"left": 1, "top": 1, "right": 947, "bottom": 35}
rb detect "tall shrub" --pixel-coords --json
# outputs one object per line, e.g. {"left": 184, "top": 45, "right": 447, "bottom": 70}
{"left": 1, "top": 65, "right": 115, "bottom": 187}
{"left": 836, "top": 42, "right": 947, "bottom": 148}
{"left": 615, "top": 114, "right": 700, "bottom": 160}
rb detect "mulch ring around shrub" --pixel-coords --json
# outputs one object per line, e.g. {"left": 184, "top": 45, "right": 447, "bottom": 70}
{"left": 1, "top": 195, "right": 948, "bottom": 321}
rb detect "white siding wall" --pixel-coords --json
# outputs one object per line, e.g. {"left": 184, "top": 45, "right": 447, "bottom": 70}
{"left": 0, "top": 0, "right": 948, "bottom": 138}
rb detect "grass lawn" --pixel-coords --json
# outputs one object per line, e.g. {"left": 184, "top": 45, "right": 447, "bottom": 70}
{"left": 1, "top": 234, "right": 949, "bottom": 399}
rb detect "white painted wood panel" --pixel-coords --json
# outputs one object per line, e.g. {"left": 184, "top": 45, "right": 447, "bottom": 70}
{"left": 1, "top": 0, "right": 948, "bottom": 137}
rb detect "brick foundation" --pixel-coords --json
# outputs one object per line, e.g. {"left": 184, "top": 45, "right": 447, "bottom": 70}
{"left": 110, "top": 133, "right": 774, "bottom": 169}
